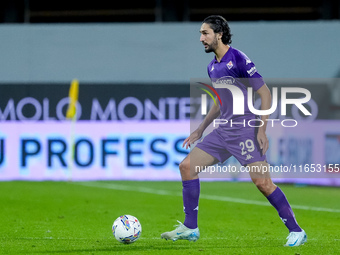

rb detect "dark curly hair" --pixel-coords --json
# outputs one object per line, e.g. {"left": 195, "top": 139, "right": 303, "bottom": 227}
{"left": 202, "top": 15, "right": 232, "bottom": 45}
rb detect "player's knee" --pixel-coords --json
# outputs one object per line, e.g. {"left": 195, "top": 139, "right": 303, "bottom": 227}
{"left": 179, "top": 160, "right": 190, "bottom": 174}
{"left": 253, "top": 179, "right": 275, "bottom": 195}
{"left": 179, "top": 160, "right": 194, "bottom": 180}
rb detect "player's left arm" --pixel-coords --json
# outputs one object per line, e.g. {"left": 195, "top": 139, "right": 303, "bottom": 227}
{"left": 256, "top": 84, "right": 271, "bottom": 154}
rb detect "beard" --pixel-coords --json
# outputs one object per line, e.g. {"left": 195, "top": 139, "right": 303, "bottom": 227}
{"left": 204, "top": 37, "right": 218, "bottom": 53}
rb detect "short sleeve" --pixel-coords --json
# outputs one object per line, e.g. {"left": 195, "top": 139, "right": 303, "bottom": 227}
{"left": 237, "top": 54, "right": 265, "bottom": 91}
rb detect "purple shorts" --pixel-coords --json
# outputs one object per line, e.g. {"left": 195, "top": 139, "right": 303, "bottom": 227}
{"left": 195, "top": 127, "right": 266, "bottom": 166}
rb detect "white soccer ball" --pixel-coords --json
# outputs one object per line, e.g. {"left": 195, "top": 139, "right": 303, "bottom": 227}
{"left": 112, "top": 215, "right": 142, "bottom": 244}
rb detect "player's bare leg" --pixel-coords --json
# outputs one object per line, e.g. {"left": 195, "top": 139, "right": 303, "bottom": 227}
{"left": 179, "top": 147, "right": 219, "bottom": 181}
{"left": 247, "top": 161, "right": 277, "bottom": 196}
{"left": 161, "top": 147, "right": 218, "bottom": 242}
{"left": 248, "top": 161, "right": 307, "bottom": 247}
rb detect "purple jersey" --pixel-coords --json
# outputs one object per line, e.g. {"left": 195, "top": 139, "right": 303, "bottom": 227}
{"left": 207, "top": 46, "right": 265, "bottom": 130}
{"left": 195, "top": 46, "right": 266, "bottom": 165}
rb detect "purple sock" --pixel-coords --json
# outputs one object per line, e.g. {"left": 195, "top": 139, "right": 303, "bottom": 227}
{"left": 182, "top": 178, "right": 200, "bottom": 229}
{"left": 266, "top": 187, "right": 302, "bottom": 232}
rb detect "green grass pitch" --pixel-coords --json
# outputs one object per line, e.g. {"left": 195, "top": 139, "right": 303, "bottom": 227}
{"left": 1, "top": 181, "right": 340, "bottom": 254}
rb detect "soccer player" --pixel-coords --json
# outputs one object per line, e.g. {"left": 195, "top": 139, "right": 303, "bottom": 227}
{"left": 161, "top": 15, "right": 307, "bottom": 247}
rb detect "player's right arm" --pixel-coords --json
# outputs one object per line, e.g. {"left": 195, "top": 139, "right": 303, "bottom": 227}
{"left": 182, "top": 98, "right": 220, "bottom": 149}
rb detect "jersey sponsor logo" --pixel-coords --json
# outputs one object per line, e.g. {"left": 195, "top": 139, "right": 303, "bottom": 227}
{"left": 247, "top": 66, "right": 257, "bottom": 76}
{"left": 226, "top": 61, "right": 233, "bottom": 69}
{"left": 214, "top": 76, "right": 235, "bottom": 85}
{"left": 246, "top": 58, "right": 252, "bottom": 65}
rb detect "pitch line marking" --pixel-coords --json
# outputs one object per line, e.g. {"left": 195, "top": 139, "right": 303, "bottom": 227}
{"left": 76, "top": 182, "right": 340, "bottom": 213}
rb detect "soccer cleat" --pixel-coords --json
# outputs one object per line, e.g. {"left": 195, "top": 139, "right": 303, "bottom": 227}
{"left": 284, "top": 229, "right": 307, "bottom": 247}
{"left": 161, "top": 221, "right": 200, "bottom": 242}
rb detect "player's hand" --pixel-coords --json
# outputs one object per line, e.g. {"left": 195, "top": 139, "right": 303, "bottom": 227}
{"left": 257, "top": 129, "right": 269, "bottom": 155}
{"left": 182, "top": 129, "right": 203, "bottom": 149}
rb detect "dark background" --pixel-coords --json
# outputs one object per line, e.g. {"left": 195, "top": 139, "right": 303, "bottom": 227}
{"left": 1, "top": 0, "right": 340, "bottom": 23}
